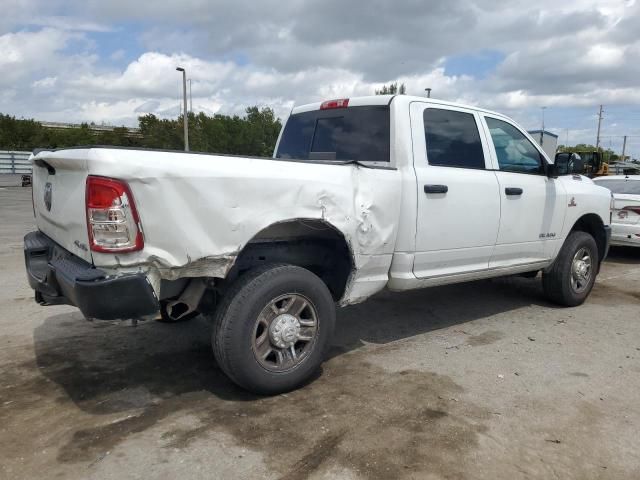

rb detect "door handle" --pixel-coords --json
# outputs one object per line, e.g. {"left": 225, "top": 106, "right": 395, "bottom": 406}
{"left": 505, "top": 187, "right": 523, "bottom": 196}
{"left": 424, "top": 184, "right": 448, "bottom": 194}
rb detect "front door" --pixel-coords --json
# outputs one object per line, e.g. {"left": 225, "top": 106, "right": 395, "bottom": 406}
{"left": 481, "top": 115, "right": 567, "bottom": 267}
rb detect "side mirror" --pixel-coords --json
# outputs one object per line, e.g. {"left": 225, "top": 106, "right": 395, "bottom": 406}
{"left": 570, "top": 153, "right": 584, "bottom": 174}
{"left": 553, "top": 152, "right": 584, "bottom": 176}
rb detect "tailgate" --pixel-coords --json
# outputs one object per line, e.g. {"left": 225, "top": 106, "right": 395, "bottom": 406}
{"left": 32, "top": 149, "right": 92, "bottom": 262}
{"left": 613, "top": 195, "right": 640, "bottom": 225}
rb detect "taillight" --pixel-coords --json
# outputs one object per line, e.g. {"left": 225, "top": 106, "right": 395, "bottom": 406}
{"left": 85, "top": 176, "right": 143, "bottom": 253}
{"left": 622, "top": 206, "right": 640, "bottom": 215}
{"left": 320, "top": 98, "right": 349, "bottom": 110}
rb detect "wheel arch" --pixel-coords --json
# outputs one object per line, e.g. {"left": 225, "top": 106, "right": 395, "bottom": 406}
{"left": 568, "top": 213, "right": 607, "bottom": 264}
{"left": 227, "top": 218, "right": 356, "bottom": 302}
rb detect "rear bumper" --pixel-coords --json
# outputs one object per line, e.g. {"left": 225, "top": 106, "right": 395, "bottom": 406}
{"left": 24, "top": 231, "right": 158, "bottom": 320}
{"left": 609, "top": 223, "right": 640, "bottom": 247}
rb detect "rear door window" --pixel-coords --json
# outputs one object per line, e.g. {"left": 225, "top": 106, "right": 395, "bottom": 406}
{"left": 276, "top": 106, "right": 390, "bottom": 163}
{"left": 423, "top": 108, "right": 485, "bottom": 169}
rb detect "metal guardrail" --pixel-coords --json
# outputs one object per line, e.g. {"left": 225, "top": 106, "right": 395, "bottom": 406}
{"left": 0, "top": 151, "right": 32, "bottom": 175}
{"left": 610, "top": 162, "right": 640, "bottom": 175}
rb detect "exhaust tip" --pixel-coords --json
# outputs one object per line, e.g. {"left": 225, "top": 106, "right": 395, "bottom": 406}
{"left": 168, "top": 302, "right": 190, "bottom": 321}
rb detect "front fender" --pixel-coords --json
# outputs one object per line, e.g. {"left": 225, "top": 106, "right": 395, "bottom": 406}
{"left": 558, "top": 176, "right": 611, "bottom": 240}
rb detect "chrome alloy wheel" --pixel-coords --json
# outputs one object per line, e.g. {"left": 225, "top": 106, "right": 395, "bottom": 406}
{"left": 251, "top": 293, "right": 319, "bottom": 372}
{"left": 570, "top": 247, "right": 593, "bottom": 293}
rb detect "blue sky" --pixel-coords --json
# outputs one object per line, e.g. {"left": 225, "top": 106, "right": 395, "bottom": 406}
{"left": 1, "top": 0, "right": 639, "bottom": 158}
{"left": 444, "top": 50, "right": 506, "bottom": 79}
{"left": 85, "top": 25, "right": 144, "bottom": 66}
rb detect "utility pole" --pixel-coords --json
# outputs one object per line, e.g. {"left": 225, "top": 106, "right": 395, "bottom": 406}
{"left": 176, "top": 67, "right": 189, "bottom": 152}
{"left": 541, "top": 106, "right": 547, "bottom": 146}
{"left": 621, "top": 135, "right": 627, "bottom": 163}
{"left": 595, "top": 104, "right": 603, "bottom": 149}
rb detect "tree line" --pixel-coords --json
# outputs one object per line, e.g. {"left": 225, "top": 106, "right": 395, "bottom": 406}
{"left": 556, "top": 143, "right": 634, "bottom": 163}
{"left": 0, "top": 106, "right": 282, "bottom": 157}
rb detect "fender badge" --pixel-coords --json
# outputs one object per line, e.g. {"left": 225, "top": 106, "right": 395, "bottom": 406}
{"left": 568, "top": 197, "right": 577, "bottom": 207}
{"left": 73, "top": 240, "right": 88, "bottom": 252}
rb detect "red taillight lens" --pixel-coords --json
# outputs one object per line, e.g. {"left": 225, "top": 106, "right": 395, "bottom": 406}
{"left": 622, "top": 206, "right": 640, "bottom": 215}
{"left": 320, "top": 98, "right": 349, "bottom": 110}
{"left": 85, "top": 176, "right": 143, "bottom": 253}
{"left": 87, "top": 182, "right": 123, "bottom": 209}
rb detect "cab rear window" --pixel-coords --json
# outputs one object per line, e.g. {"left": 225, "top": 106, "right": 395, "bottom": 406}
{"left": 275, "top": 106, "right": 390, "bottom": 163}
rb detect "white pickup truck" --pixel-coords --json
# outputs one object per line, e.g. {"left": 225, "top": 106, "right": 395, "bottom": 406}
{"left": 25, "top": 95, "right": 612, "bottom": 394}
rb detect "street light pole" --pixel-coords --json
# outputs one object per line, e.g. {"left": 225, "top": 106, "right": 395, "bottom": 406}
{"left": 188, "top": 79, "right": 193, "bottom": 113}
{"left": 176, "top": 67, "right": 189, "bottom": 152}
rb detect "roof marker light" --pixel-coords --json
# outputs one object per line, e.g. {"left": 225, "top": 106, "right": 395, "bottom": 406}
{"left": 320, "top": 98, "right": 349, "bottom": 110}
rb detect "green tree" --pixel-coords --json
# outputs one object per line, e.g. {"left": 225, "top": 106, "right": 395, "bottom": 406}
{"left": 0, "top": 107, "right": 283, "bottom": 156}
{"left": 138, "top": 114, "right": 183, "bottom": 150}
{"left": 557, "top": 144, "right": 620, "bottom": 164}
{"left": 375, "top": 82, "right": 406, "bottom": 95}
{"left": 0, "top": 114, "right": 45, "bottom": 150}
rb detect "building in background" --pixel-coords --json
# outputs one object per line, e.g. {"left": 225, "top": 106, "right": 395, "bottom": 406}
{"left": 528, "top": 130, "right": 558, "bottom": 160}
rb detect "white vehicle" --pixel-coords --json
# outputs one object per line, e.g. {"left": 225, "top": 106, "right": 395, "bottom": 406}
{"left": 593, "top": 175, "right": 640, "bottom": 247}
{"left": 25, "top": 95, "right": 612, "bottom": 394}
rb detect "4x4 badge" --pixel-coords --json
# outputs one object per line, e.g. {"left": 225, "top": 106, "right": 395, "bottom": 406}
{"left": 44, "top": 182, "right": 53, "bottom": 211}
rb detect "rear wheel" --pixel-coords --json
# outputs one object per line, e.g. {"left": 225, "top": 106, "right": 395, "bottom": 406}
{"left": 542, "top": 231, "right": 598, "bottom": 306}
{"left": 211, "top": 264, "right": 335, "bottom": 395}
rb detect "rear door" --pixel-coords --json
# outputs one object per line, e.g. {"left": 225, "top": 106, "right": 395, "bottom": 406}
{"left": 481, "top": 115, "right": 566, "bottom": 267}
{"left": 410, "top": 103, "right": 501, "bottom": 278}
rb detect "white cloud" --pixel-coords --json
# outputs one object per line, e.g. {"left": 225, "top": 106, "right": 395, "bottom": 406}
{"left": 1, "top": 0, "right": 639, "bottom": 156}
{"left": 32, "top": 76, "right": 58, "bottom": 89}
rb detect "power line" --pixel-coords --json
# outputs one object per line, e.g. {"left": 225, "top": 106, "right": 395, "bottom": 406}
{"left": 598, "top": 135, "right": 640, "bottom": 139}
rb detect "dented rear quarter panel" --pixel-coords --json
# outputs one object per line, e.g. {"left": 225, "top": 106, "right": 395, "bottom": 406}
{"left": 86, "top": 148, "right": 403, "bottom": 304}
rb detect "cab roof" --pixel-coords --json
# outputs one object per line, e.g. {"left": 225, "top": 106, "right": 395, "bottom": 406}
{"left": 290, "top": 94, "right": 504, "bottom": 118}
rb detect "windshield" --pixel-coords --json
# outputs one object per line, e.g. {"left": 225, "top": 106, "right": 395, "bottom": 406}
{"left": 595, "top": 179, "right": 640, "bottom": 195}
{"left": 275, "top": 105, "right": 390, "bottom": 163}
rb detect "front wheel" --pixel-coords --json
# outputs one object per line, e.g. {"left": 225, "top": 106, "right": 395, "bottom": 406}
{"left": 211, "top": 264, "right": 335, "bottom": 395}
{"left": 542, "top": 231, "right": 598, "bottom": 306}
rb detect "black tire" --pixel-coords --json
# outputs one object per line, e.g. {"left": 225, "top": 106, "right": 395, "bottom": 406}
{"left": 542, "top": 231, "right": 598, "bottom": 306}
{"left": 211, "top": 264, "right": 335, "bottom": 395}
